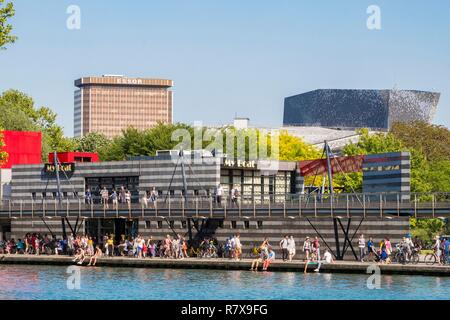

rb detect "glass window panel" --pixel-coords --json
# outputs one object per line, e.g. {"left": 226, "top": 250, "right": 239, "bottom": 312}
{"left": 233, "top": 176, "right": 241, "bottom": 184}
{"left": 220, "top": 176, "right": 230, "bottom": 184}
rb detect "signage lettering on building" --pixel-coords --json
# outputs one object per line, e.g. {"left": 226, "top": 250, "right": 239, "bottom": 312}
{"left": 223, "top": 159, "right": 256, "bottom": 169}
{"left": 44, "top": 163, "right": 75, "bottom": 175}
{"left": 116, "top": 78, "right": 143, "bottom": 85}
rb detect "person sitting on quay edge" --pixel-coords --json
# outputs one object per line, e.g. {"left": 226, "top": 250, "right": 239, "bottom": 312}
{"left": 262, "top": 247, "right": 276, "bottom": 271}
{"left": 250, "top": 242, "right": 268, "bottom": 271}
{"left": 72, "top": 247, "right": 86, "bottom": 265}
{"left": 87, "top": 245, "right": 103, "bottom": 267}
{"left": 312, "top": 249, "right": 334, "bottom": 273}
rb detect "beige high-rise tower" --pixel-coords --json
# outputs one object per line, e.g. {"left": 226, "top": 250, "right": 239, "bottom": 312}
{"left": 74, "top": 75, "right": 173, "bottom": 138}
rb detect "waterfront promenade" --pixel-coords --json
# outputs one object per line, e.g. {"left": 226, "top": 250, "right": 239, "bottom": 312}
{"left": 1, "top": 254, "right": 449, "bottom": 276}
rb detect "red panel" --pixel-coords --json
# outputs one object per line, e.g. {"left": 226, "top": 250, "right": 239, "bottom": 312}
{"left": 0, "top": 131, "right": 42, "bottom": 169}
{"left": 48, "top": 152, "right": 99, "bottom": 163}
{"left": 299, "top": 155, "right": 365, "bottom": 177}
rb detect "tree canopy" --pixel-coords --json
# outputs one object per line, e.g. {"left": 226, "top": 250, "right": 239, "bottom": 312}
{"left": 0, "top": 128, "right": 7, "bottom": 165}
{"left": 0, "top": 0, "right": 16, "bottom": 50}
{"left": 0, "top": 89, "right": 71, "bottom": 161}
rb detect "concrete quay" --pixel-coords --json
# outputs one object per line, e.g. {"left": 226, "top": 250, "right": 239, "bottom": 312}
{"left": 1, "top": 254, "right": 449, "bottom": 277}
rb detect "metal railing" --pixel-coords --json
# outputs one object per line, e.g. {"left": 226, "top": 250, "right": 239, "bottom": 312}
{"left": 0, "top": 192, "right": 449, "bottom": 219}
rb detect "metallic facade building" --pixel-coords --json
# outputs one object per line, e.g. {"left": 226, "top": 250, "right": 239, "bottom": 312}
{"left": 74, "top": 75, "right": 173, "bottom": 138}
{"left": 283, "top": 89, "right": 440, "bottom": 130}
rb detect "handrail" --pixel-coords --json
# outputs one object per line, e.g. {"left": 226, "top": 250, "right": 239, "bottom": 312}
{"left": 0, "top": 192, "right": 449, "bottom": 219}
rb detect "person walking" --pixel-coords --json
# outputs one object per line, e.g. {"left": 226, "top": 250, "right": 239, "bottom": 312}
{"left": 85, "top": 188, "right": 92, "bottom": 205}
{"left": 312, "top": 236, "right": 320, "bottom": 260}
{"left": 125, "top": 189, "right": 131, "bottom": 210}
{"left": 231, "top": 186, "right": 239, "bottom": 207}
{"left": 279, "top": 236, "right": 288, "bottom": 261}
{"left": 216, "top": 184, "right": 223, "bottom": 207}
{"left": 110, "top": 189, "right": 118, "bottom": 210}
{"left": 141, "top": 191, "right": 149, "bottom": 209}
{"left": 358, "top": 234, "right": 366, "bottom": 262}
{"left": 287, "top": 236, "right": 296, "bottom": 262}
{"left": 101, "top": 187, "right": 109, "bottom": 209}
{"left": 150, "top": 187, "right": 158, "bottom": 209}
{"left": 302, "top": 236, "right": 311, "bottom": 261}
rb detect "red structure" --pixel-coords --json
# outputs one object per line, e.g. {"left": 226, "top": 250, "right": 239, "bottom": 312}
{"left": 0, "top": 131, "right": 42, "bottom": 169}
{"left": 298, "top": 155, "right": 365, "bottom": 177}
{"left": 48, "top": 152, "right": 99, "bottom": 163}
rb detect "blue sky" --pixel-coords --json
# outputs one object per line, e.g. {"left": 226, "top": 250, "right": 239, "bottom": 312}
{"left": 0, "top": 0, "right": 449, "bottom": 136}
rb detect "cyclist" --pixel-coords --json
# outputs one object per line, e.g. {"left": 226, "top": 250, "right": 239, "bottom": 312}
{"left": 432, "top": 235, "right": 442, "bottom": 265}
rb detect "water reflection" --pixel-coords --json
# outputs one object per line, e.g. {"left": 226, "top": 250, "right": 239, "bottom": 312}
{"left": 0, "top": 265, "right": 449, "bottom": 300}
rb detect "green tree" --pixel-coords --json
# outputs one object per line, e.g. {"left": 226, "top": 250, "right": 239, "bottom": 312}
{"left": 410, "top": 218, "right": 446, "bottom": 245}
{"left": 74, "top": 132, "right": 110, "bottom": 153}
{"left": 0, "top": 89, "right": 71, "bottom": 161}
{"left": 278, "top": 131, "right": 321, "bottom": 161}
{"left": 45, "top": 126, "right": 77, "bottom": 153}
{"left": 391, "top": 121, "right": 450, "bottom": 162}
{"left": 0, "top": 128, "right": 8, "bottom": 165}
{"left": 0, "top": 0, "right": 16, "bottom": 50}
{"left": 342, "top": 128, "right": 405, "bottom": 156}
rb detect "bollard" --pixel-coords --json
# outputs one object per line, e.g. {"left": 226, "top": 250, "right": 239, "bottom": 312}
{"left": 299, "top": 195, "right": 302, "bottom": 218}
{"left": 432, "top": 194, "right": 435, "bottom": 218}
{"left": 210, "top": 196, "right": 213, "bottom": 218}
{"left": 346, "top": 195, "right": 349, "bottom": 218}
{"left": 363, "top": 194, "right": 366, "bottom": 218}
{"left": 314, "top": 195, "right": 317, "bottom": 218}
{"left": 379, "top": 194, "right": 383, "bottom": 219}
{"left": 414, "top": 194, "right": 417, "bottom": 218}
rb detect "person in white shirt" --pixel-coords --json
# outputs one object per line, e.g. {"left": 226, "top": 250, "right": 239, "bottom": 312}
{"left": 230, "top": 235, "right": 236, "bottom": 259}
{"left": 358, "top": 234, "right": 366, "bottom": 262}
{"left": 287, "top": 236, "right": 296, "bottom": 262}
{"left": 234, "top": 234, "right": 242, "bottom": 261}
{"left": 313, "top": 249, "right": 334, "bottom": 272}
{"left": 216, "top": 184, "right": 223, "bottom": 207}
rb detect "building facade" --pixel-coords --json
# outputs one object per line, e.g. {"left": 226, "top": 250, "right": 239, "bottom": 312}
{"left": 362, "top": 152, "right": 411, "bottom": 199}
{"left": 283, "top": 89, "right": 440, "bottom": 130}
{"left": 74, "top": 75, "right": 173, "bottom": 138}
{"left": 9, "top": 154, "right": 297, "bottom": 205}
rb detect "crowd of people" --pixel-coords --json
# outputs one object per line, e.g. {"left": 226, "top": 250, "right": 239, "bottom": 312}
{"left": 84, "top": 184, "right": 242, "bottom": 209}
{"left": 1, "top": 231, "right": 449, "bottom": 268}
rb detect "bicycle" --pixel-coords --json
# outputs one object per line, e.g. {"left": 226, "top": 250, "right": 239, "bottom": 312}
{"left": 425, "top": 252, "right": 449, "bottom": 265}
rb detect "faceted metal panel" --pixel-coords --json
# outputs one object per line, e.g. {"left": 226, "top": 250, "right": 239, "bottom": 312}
{"left": 283, "top": 89, "right": 440, "bottom": 130}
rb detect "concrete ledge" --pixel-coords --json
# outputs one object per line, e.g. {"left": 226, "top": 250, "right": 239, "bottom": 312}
{"left": 1, "top": 255, "right": 449, "bottom": 277}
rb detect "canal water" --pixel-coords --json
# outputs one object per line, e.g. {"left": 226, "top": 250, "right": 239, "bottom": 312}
{"left": 0, "top": 265, "right": 448, "bottom": 300}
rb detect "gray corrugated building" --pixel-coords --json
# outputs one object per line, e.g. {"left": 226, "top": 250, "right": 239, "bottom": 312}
{"left": 283, "top": 89, "right": 440, "bottom": 130}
